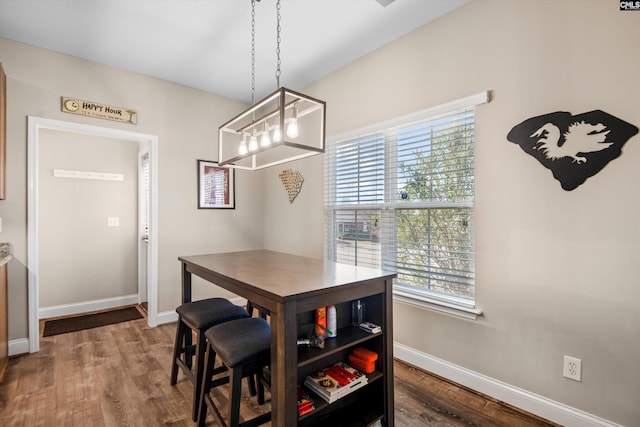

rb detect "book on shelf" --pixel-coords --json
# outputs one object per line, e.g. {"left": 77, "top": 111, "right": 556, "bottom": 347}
{"left": 297, "top": 385, "right": 315, "bottom": 416}
{"left": 304, "top": 362, "right": 368, "bottom": 404}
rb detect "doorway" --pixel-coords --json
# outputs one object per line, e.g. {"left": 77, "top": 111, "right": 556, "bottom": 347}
{"left": 27, "top": 116, "right": 159, "bottom": 353}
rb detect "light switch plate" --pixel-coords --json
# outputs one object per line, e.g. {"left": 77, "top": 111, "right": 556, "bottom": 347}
{"left": 107, "top": 217, "right": 120, "bottom": 227}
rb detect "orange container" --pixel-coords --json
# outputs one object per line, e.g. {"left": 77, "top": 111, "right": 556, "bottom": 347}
{"left": 349, "top": 353, "right": 376, "bottom": 374}
{"left": 315, "top": 307, "right": 327, "bottom": 335}
{"left": 352, "top": 347, "right": 378, "bottom": 362}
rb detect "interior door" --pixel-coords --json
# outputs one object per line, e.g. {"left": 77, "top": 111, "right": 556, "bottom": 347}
{"left": 138, "top": 150, "right": 150, "bottom": 308}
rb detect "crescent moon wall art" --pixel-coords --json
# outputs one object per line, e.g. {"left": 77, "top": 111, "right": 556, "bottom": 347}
{"left": 507, "top": 110, "right": 638, "bottom": 190}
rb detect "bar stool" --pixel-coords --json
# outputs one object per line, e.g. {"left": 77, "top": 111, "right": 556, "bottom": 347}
{"left": 170, "top": 297, "right": 250, "bottom": 421}
{"left": 198, "top": 317, "right": 272, "bottom": 427}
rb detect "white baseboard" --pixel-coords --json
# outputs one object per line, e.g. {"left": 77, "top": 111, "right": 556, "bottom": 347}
{"left": 38, "top": 294, "right": 139, "bottom": 319}
{"left": 394, "top": 343, "right": 620, "bottom": 427}
{"left": 157, "top": 310, "right": 178, "bottom": 325}
{"left": 8, "top": 338, "right": 30, "bottom": 356}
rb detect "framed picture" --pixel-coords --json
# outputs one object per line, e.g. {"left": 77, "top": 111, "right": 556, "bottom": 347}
{"left": 197, "top": 160, "right": 235, "bottom": 209}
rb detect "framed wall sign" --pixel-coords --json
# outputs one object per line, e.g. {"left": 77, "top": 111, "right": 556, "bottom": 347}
{"left": 197, "top": 160, "right": 235, "bottom": 209}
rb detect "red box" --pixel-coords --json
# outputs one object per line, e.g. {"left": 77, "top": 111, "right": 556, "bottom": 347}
{"left": 348, "top": 353, "right": 376, "bottom": 374}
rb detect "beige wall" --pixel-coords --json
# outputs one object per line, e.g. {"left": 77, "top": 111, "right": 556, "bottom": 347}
{"left": 38, "top": 130, "right": 138, "bottom": 307}
{"left": 264, "top": 0, "right": 640, "bottom": 425}
{"left": 0, "top": 37, "right": 264, "bottom": 340}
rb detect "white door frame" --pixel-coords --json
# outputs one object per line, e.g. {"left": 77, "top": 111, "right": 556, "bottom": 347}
{"left": 27, "top": 116, "right": 159, "bottom": 353}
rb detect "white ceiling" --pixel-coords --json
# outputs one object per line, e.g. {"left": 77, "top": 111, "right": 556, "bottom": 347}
{"left": 0, "top": 0, "right": 469, "bottom": 103}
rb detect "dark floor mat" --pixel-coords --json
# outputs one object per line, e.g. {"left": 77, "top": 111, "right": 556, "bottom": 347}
{"left": 42, "top": 306, "right": 143, "bottom": 337}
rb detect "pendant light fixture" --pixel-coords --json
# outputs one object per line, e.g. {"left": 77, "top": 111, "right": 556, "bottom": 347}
{"left": 218, "top": 0, "right": 326, "bottom": 170}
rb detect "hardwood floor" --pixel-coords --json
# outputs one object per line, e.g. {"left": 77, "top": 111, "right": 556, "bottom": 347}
{"left": 393, "top": 362, "right": 558, "bottom": 427}
{"left": 0, "top": 311, "right": 559, "bottom": 426}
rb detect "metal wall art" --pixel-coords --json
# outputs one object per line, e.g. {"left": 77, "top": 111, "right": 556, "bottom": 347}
{"left": 507, "top": 110, "right": 638, "bottom": 190}
{"left": 279, "top": 169, "right": 304, "bottom": 203}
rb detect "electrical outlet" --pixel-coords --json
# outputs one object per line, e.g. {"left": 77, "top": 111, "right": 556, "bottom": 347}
{"left": 563, "top": 355, "right": 582, "bottom": 381}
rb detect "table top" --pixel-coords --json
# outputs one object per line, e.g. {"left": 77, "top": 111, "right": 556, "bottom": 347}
{"left": 179, "top": 250, "right": 396, "bottom": 303}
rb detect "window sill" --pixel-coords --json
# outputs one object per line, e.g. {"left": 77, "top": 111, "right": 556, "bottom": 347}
{"left": 393, "top": 288, "right": 483, "bottom": 321}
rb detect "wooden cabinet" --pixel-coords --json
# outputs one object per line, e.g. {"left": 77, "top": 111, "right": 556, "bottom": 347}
{"left": 297, "top": 292, "right": 392, "bottom": 426}
{"left": 0, "top": 262, "right": 8, "bottom": 382}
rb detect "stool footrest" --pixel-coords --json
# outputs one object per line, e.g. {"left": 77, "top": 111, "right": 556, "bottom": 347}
{"left": 209, "top": 376, "right": 230, "bottom": 389}
{"left": 174, "top": 358, "right": 195, "bottom": 383}
{"left": 212, "top": 365, "right": 228, "bottom": 375}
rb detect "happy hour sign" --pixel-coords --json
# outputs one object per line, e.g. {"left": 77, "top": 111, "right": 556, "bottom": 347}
{"left": 61, "top": 97, "right": 137, "bottom": 124}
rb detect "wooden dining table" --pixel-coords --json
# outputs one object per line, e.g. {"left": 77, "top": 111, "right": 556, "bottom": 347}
{"left": 179, "top": 249, "right": 396, "bottom": 426}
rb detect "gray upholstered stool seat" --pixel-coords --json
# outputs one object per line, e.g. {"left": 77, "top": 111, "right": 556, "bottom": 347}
{"left": 198, "top": 317, "right": 271, "bottom": 427}
{"left": 176, "top": 298, "right": 250, "bottom": 329}
{"left": 170, "top": 297, "right": 250, "bottom": 421}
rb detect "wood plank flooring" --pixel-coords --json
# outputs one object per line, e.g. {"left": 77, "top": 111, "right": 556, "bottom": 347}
{"left": 0, "top": 309, "right": 559, "bottom": 426}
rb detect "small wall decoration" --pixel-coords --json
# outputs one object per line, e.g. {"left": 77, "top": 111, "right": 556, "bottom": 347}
{"left": 53, "top": 169, "right": 124, "bottom": 182}
{"left": 507, "top": 110, "right": 638, "bottom": 190}
{"left": 61, "top": 96, "right": 137, "bottom": 124}
{"left": 198, "top": 160, "right": 235, "bottom": 209}
{"left": 279, "top": 169, "right": 304, "bottom": 203}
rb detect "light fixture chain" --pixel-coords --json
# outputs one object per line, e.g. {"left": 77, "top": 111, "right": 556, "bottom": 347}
{"left": 275, "top": 0, "right": 281, "bottom": 88}
{"left": 251, "top": 0, "right": 256, "bottom": 105}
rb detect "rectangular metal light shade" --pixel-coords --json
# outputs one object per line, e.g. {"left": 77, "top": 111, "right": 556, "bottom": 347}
{"left": 218, "top": 87, "right": 326, "bottom": 170}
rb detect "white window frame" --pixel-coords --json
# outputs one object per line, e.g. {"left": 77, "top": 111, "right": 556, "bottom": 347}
{"left": 325, "top": 92, "right": 488, "bottom": 319}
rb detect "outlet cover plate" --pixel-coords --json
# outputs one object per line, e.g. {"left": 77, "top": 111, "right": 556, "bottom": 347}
{"left": 563, "top": 355, "right": 582, "bottom": 381}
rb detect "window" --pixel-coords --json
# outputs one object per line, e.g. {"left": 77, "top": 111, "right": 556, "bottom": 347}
{"left": 325, "top": 93, "right": 487, "bottom": 315}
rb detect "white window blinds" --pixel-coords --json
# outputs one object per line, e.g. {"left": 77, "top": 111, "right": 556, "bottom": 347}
{"left": 325, "top": 92, "right": 487, "bottom": 308}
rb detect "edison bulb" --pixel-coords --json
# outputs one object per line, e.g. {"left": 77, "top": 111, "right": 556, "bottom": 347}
{"left": 286, "top": 118, "right": 298, "bottom": 138}
{"left": 248, "top": 134, "right": 258, "bottom": 152}
{"left": 239, "top": 141, "right": 248, "bottom": 155}
{"left": 287, "top": 107, "right": 299, "bottom": 138}
{"left": 260, "top": 123, "right": 271, "bottom": 147}
{"left": 273, "top": 124, "right": 282, "bottom": 142}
